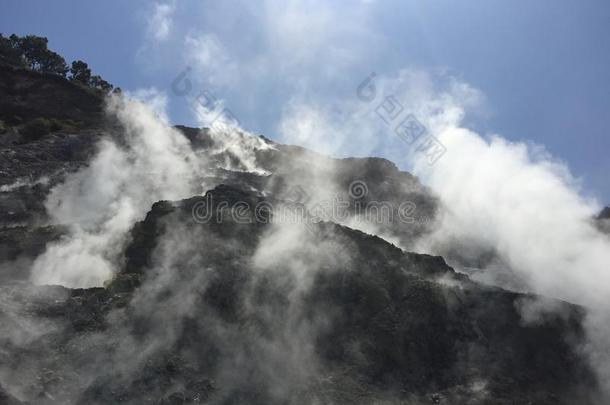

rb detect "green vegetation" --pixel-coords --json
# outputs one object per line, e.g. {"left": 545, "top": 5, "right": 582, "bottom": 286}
{"left": 70, "top": 59, "right": 114, "bottom": 92}
{"left": 19, "top": 118, "right": 55, "bottom": 142}
{"left": 19, "top": 117, "right": 81, "bottom": 142}
{"left": 0, "top": 34, "right": 68, "bottom": 76}
{"left": 69, "top": 60, "right": 91, "bottom": 84}
{"left": 0, "top": 33, "right": 115, "bottom": 93}
{"left": 0, "top": 120, "right": 6, "bottom": 134}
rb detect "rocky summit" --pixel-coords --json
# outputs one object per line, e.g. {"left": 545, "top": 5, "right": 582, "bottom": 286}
{"left": 0, "top": 46, "right": 604, "bottom": 405}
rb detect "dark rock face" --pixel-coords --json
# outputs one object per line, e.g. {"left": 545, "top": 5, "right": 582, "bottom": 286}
{"left": 0, "top": 61, "right": 107, "bottom": 210}
{"left": 597, "top": 207, "right": 610, "bottom": 220}
{"left": 595, "top": 207, "right": 610, "bottom": 235}
{"left": 0, "top": 64, "right": 104, "bottom": 127}
{"left": 0, "top": 385, "right": 25, "bottom": 405}
{"left": 0, "top": 186, "right": 594, "bottom": 404}
{"left": 0, "top": 225, "right": 64, "bottom": 282}
{"left": 0, "top": 65, "right": 110, "bottom": 286}
{"left": 110, "top": 187, "right": 595, "bottom": 404}
{"left": 176, "top": 125, "right": 438, "bottom": 251}
{"left": 0, "top": 64, "right": 601, "bottom": 404}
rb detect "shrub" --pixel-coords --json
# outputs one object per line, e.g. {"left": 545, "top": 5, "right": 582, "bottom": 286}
{"left": 19, "top": 118, "right": 54, "bottom": 141}
{"left": 0, "top": 34, "right": 24, "bottom": 66}
{"left": 18, "top": 117, "right": 80, "bottom": 142}
{"left": 70, "top": 60, "right": 91, "bottom": 85}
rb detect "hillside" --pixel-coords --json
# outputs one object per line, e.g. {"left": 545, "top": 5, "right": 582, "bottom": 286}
{"left": 0, "top": 56, "right": 603, "bottom": 404}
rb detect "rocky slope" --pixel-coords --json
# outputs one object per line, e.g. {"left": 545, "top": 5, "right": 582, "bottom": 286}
{"left": 0, "top": 61, "right": 603, "bottom": 404}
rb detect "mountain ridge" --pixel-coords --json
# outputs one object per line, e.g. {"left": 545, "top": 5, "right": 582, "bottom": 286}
{"left": 0, "top": 54, "right": 605, "bottom": 404}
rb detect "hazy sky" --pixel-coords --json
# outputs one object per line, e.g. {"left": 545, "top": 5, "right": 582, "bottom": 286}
{"left": 2, "top": 0, "right": 609, "bottom": 202}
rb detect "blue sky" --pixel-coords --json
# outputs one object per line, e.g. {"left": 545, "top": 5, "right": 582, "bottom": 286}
{"left": 2, "top": 0, "right": 609, "bottom": 202}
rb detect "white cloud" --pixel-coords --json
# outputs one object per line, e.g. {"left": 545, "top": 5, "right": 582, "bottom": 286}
{"left": 184, "top": 32, "right": 238, "bottom": 87}
{"left": 147, "top": 2, "right": 175, "bottom": 42}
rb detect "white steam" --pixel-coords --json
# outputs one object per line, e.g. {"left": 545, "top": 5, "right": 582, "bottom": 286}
{"left": 0, "top": 176, "right": 49, "bottom": 193}
{"left": 414, "top": 128, "right": 609, "bottom": 308}
{"left": 274, "top": 68, "right": 610, "bottom": 397}
{"left": 399, "top": 74, "right": 610, "bottom": 398}
{"left": 31, "top": 95, "right": 201, "bottom": 287}
{"left": 194, "top": 97, "right": 276, "bottom": 175}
